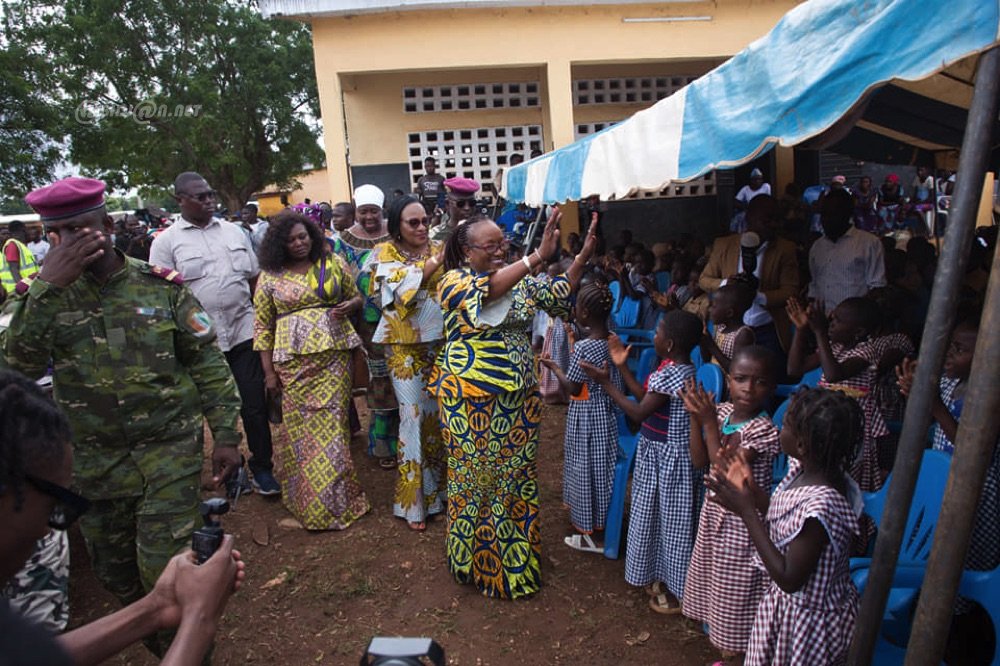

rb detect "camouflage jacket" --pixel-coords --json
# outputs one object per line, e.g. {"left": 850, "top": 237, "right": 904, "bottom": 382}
{"left": 1, "top": 255, "right": 241, "bottom": 498}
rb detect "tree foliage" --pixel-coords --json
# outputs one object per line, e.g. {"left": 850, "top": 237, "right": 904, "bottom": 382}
{"left": 1, "top": 0, "right": 324, "bottom": 212}
{"left": 0, "top": 39, "right": 63, "bottom": 202}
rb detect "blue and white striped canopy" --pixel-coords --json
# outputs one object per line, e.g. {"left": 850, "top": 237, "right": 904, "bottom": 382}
{"left": 505, "top": 0, "right": 1000, "bottom": 206}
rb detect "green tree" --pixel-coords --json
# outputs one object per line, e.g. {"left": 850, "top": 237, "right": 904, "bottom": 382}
{"left": 2, "top": 0, "right": 324, "bottom": 212}
{"left": 0, "top": 39, "right": 63, "bottom": 201}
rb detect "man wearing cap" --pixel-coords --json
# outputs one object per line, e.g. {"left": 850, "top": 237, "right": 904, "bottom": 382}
{"left": 150, "top": 172, "right": 279, "bottom": 498}
{"left": 429, "top": 177, "right": 480, "bottom": 243}
{"left": 1, "top": 177, "right": 242, "bottom": 650}
{"left": 0, "top": 220, "right": 40, "bottom": 298}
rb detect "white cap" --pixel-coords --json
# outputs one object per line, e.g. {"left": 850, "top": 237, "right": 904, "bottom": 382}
{"left": 750, "top": 168, "right": 763, "bottom": 178}
{"left": 353, "top": 184, "right": 384, "bottom": 209}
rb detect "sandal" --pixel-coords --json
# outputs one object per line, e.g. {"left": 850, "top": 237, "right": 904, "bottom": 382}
{"left": 644, "top": 581, "right": 664, "bottom": 597}
{"left": 563, "top": 533, "right": 603, "bottom": 553}
{"left": 649, "top": 591, "right": 682, "bottom": 615}
{"left": 379, "top": 457, "right": 397, "bottom": 470}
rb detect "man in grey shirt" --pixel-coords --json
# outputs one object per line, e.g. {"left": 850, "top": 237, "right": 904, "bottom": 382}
{"left": 150, "top": 172, "right": 279, "bottom": 496}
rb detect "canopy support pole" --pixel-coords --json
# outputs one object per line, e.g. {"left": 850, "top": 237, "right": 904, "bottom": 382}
{"left": 847, "top": 45, "right": 1000, "bottom": 666}
{"left": 901, "top": 52, "right": 1000, "bottom": 666}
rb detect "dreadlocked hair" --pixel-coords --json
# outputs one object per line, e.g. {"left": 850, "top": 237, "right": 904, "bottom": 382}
{"left": 785, "top": 387, "right": 863, "bottom": 480}
{"left": 442, "top": 214, "right": 492, "bottom": 271}
{"left": 576, "top": 282, "right": 615, "bottom": 320}
{"left": 0, "top": 371, "right": 72, "bottom": 511}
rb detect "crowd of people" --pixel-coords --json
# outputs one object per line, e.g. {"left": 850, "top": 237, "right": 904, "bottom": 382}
{"left": 0, "top": 158, "right": 996, "bottom": 665}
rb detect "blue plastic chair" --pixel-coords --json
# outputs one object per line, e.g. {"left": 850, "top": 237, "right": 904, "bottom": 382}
{"left": 696, "top": 363, "right": 724, "bottom": 402}
{"left": 613, "top": 295, "right": 641, "bottom": 329}
{"left": 852, "top": 563, "right": 999, "bottom": 665}
{"left": 608, "top": 280, "right": 622, "bottom": 308}
{"left": 635, "top": 347, "right": 659, "bottom": 385}
{"left": 770, "top": 397, "right": 792, "bottom": 490}
{"left": 690, "top": 345, "right": 704, "bottom": 369}
{"left": 848, "top": 450, "right": 952, "bottom": 645}
{"left": 775, "top": 366, "right": 823, "bottom": 398}
{"left": 603, "top": 403, "right": 640, "bottom": 560}
{"left": 654, "top": 270, "right": 671, "bottom": 292}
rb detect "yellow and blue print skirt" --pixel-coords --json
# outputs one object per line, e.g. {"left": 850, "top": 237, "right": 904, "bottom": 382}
{"left": 437, "top": 387, "right": 542, "bottom": 599}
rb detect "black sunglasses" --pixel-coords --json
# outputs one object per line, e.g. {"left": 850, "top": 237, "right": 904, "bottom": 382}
{"left": 448, "top": 197, "right": 476, "bottom": 209}
{"left": 25, "top": 475, "right": 91, "bottom": 530}
{"left": 180, "top": 190, "right": 218, "bottom": 203}
{"left": 403, "top": 216, "right": 431, "bottom": 228}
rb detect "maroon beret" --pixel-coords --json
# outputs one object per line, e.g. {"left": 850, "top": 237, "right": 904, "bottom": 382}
{"left": 25, "top": 177, "right": 107, "bottom": 221}
{"left": 444, "top": 177, "right": 480, "bottom": 196}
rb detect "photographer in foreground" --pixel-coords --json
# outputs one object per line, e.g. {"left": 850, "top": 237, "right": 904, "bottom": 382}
{"left": 0, "top": 370, "right": 246, "bottom": 666}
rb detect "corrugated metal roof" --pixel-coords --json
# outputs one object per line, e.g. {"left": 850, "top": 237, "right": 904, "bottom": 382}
{"left": 258, "top": 0, "right": 706, "bottom": 20}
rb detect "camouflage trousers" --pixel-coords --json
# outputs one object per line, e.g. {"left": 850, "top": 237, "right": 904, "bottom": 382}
{"left": 77, "top": 470, "right": 200, "bottom": 609}
{"left": 1, "top": 530, "right": 70, "bottom": 632}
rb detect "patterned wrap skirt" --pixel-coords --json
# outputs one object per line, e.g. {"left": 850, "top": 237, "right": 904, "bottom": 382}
{"left": 437, "top": 387, "right": 542, "bottom": 600}
{"left": 275, "top": 350, "right": 370, "bottom": 530}
{"left": 386, "top": 342, "right": 447, "bottom": 523}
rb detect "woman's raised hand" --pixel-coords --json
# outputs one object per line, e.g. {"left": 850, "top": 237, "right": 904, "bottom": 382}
{"left": 577, "top": 212, "right": 600, "bottom": 264}
{"left": 537, "top": 207, "right": 562, "bottom": 259}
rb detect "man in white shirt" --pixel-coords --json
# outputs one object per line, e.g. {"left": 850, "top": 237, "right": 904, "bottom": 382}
{"left": 26, "top": 227, "right": 50, "bottom": 265}
{"left": 150, "top": 172, "right": 279, "bottom": 496}
{"left": 731, "top": 168, "right": 771, "bottom": 233}
{"left": 808, "top": 188, "right": 886, "bottom": 313}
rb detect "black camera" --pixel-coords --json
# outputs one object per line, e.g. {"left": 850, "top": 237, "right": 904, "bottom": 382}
{"left": 360, "top": 637, "right": 445, "bottom": 665}
{"left": 191, "top": 498, "right": 229, "bottom": 564}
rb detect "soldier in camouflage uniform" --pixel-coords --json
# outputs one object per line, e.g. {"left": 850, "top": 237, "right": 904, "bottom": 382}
{"left": 1, "top": 177, "right": 242, "bottom": 649}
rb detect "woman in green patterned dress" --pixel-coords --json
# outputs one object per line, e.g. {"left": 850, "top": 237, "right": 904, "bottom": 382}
{"left": 254, "top": 211, "right": 370, "bottom": 530}
{"left": 428, "top": 210, "right": 597, "bottom": 599}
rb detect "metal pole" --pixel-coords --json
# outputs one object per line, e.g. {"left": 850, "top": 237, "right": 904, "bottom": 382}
{"left": 848, "top": 45, "right": 1000, "bottom": 666}
{"left": 903, "top": 197, "right": 1000, "bottom": 666}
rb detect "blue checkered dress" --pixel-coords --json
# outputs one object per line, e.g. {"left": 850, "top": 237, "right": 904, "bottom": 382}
{"left": 624, "top": 362, "right": 703, "bottom": 598}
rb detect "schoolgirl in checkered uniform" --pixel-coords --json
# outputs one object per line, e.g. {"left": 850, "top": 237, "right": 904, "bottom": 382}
{"left": 540, "top": 283, "right": 622, "bottom": 550}
{"left": 580, "top": 310, "right": 704, "bottom": 614}
{"left": 703, "top": 281, "right": 756, "bottom": 374}
{"left": 680, "top": 346, "right": 781, "bottom": 662}
{"left": 706, "top": 388, "right": 864, "bottom": 666}
{"left": 786, "top": 296, "right": 888, "bottom": 491}
{"left": 897, "top": 320, "right": 999, "bottom": 609}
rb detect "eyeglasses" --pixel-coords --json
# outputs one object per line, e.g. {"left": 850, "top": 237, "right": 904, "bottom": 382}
{"left": 403, "top": 217, "right": 431, "bottom": 228}
{"left": 467, "top": 239, "right": 509, "bottom": 254}
{"left": 25, "top": 474, "right": 91, "bottom": 530}
{"left": 448, "top": 197, "right": 476, "bottom": 209}
{"left": 180, "top": 190, "right": 218, "bottom": 203}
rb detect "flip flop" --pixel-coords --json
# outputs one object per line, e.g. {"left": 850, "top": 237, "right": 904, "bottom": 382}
{"left": 649, "top": 591, "right": 682, "bottom": 615}
{"left": 563, "top": 533, "right": 603, "bottom": 553}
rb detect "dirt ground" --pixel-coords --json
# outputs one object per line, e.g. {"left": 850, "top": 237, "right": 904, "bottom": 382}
{"left": 69, "top": 401, "right": 716, "bottom": 665}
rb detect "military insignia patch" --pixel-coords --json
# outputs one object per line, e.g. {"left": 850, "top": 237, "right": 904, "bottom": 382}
{"left": 148, "top": 265, "right": 184, "bottom": 285}
{"left": 186, "top": 309, "right": 213, "bottom": 337}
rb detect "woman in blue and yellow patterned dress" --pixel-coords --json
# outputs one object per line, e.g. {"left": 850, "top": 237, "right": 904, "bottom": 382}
{"left": 366, "top": 195, "right": 447, "bottom": 531}
{"left": 428, "top": 209, "right": 597, "bottom": 599}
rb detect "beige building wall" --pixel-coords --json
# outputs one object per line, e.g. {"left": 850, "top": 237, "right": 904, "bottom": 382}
{"left": 304, "top": 1, "right": 801, "bottom": 200}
